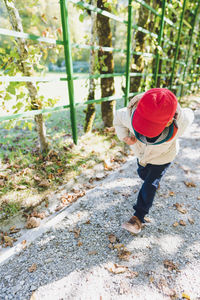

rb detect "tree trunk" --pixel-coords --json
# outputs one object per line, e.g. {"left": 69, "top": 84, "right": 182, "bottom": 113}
{"left": 130, "top": 0, "right": 150, "bottom": 94}
{"left": 96, "top": 0, "right": 115, "bottom": 127}
{"left": 149, "top": 0, "right": 162, "bottom": 87}
{"left": 84, "top": 1, "right": 96, "bottom": 133}
{"left": 3, "top": 0, "right": 48, "bottom": 153}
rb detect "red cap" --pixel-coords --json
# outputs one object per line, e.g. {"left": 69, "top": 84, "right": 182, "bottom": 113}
{"left": 132, "top": 88, "right": 178, "bottom": 138}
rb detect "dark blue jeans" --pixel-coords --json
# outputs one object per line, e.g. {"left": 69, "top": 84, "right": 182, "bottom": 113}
{"left": 133, "top": 160, "right": 171, "bottom": 222}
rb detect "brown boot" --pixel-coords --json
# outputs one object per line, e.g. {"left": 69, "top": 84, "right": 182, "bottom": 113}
{"left": 122, "top": 216, "right": 142, "bottom": 234}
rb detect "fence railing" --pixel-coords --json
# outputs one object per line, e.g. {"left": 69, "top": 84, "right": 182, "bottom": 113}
{"left": 0, "top": 0, "right": 200, "bottom": 144}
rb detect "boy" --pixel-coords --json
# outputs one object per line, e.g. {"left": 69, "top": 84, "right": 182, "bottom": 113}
{"left": 113, "top": 88, "right": 194, "bottom": 234}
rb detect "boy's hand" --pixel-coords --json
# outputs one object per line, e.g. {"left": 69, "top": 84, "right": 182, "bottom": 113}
{"left": 123, "top": 136, "right": 137, "bottom": 145}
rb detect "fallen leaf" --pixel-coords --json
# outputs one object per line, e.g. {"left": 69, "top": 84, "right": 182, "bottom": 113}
{"left": 114, "top": 243, "right": 125, "bottom": 250}
{"left": 169, "top": 191, "right": 175, "bottom": 196}
{"left": 28, "top": 263, "right": 37, "bottom": 273}
{"left": 85, "top": 219, "right": 91, "bottom": 224}
{"left": 110, "top": 140, "right": 117, "bottom": 149}
{"left": 31, "top": 211, "right": 46, "bottom": 219}
{"left": 88, "top": 251, "right": 97, "bottom": 255}
{"left": 179, "top": 220, "right": 186, "bottom": 226}
{"left": 105, "top": 263, "right": 128, "bottom": 274}
{"left": 149, "top": 276, "right": 155, "bottom": 283}
{"left": 144, "top": 216, "right": 151, "bottom": 223}
{"left": 108, "top": 234, "right": 116, "bottom": 243}
{"left": 57, "top": 27, "right": 62, "bottom": 36}
{"left": 184, "top": 181, "right": 196, "bottom": 188}
{"left": 0, "top": 173, "right": 8, "bottom": 179}
{"left": 74, "top": 227, "right": 81, "bottom": 238}
{"left": 163, "top": 260, "right": 179, "bottom": 272}
{"left": 9, "top": 226, "right": 20, "bottom": 234}
{"left": 55, "top": 205, "right": 63, "bottom": 212}
{"left": 197, "top": 196, "right": 200, "bottom": 200}
{"left": 108, "top": 243, "right": 113, "bottom": 249}
{"left": 103, "top": 160, "right": 113, "bottom": 171}
{"left": 125, "top": 271, "right": 139, "bottom": 278}
{"left": 26, "top": 217, "right": 40, "bottom": 229}
{"left": 188, "top": 217, "right": 194, "bottom": 225}
{"left": 182, "top": 292, "right": 190, "bottom": 299}
{"left": 48, "top": 174, "right": 54, "bottom": 180}
{"left": 4, "top": 236, "right": 14, "bottom": 247}
{"left": 21, "top": 240, "right": 27, "bottom": 249}
{"left": 33, "top": 175, "right": 41, "bottom": 182}
{"left": 17, "top": 185, "right": 27, "bottom": 190}
{"left": 173, "top": 222, "right": 179, "bottom": 227}
{"left": 118, "top": 249, "right": 132, "bottom": 261}
{"left": 38, "top": 180, "right": 50, "bottom": 188}
{"left": 77, "top": 240, "right": 82, "bottom": 247}
{"left": 173, "top": 203, "right": 187, "bottom": 214}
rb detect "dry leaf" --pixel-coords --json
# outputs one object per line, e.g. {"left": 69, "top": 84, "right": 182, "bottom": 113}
{"left": 31, "top": 211, "right": 46, "bottom": 219}
{"left": 77, "top": 240, "right": 83, "bottom": 247}
{"left": 108, "top": 243, "right": 113, "bottom": 249}
{"left": 57, "top": 168, "right": 64, "bottom": 174}
{"left": 38, "top": 180, "right": 50, "bottom": 188}
{"left": 114, "top": 243, "right": 125, "bottom": 250}
{"left": 9, "top": 226, "right": 20, "bottom": 234}
{"left": 74, "top": 227, "right": 81, "bottom": 238}
{"left": 173, "top": 222, "right": 179, "bottom": 227}
{"left": 197, "top": 196, "right": 200, "bottom": 200}
{"left": 118, "top": 249, "right": 131, "bottom": 261}
{"left": 17, "top": 185, "right": 27, "bottom": 190}
{"left": 103, "top": 160, "right": 113, "bottom": 171}
{"left": 110, "top": 140, "right": 117, "bottom": 149}
{"left": 184, "top": 181, "right": 196, "bottom": 188}
{"left": 149, "top": 276, "right": 155, "bottom": 283}
{"left": 169, "top": 191, "right": 175, "bottom": 196}
{"left": 163, "top": 260, "right": 179, "bottom": 271}
{"left": 182, "top": 293, "right": 190, "bottom": 299}
{"left": 105, "top": 263, "right": 128, "bottom": 274}
{"left": 28, "top": 263, "right": 37, "bottom": 273}
{"left": 4, "top": 236, "right": 14, "bottom": 247}
{"left": 26, "top": 217, "right": 40, "bottom": 229}
{"left": 55, "top": 205, "right": 63, "bottom": 212}
{"left": 85, "top": 219, "right": 91, "bottom": 224}
{"left": 188, "top": 217, "right": 194, "bottom": 225}
{"left": 33, "top": 175, "right": 41, "bottom": 182}
{"left": 125, "top": 271, "right": 139, "bottom": 278}
{"left": 48, "top": 174, "right": 54, "bottom": 180}
{"left": 144, "top": 216, "right": 151, "bottom": 223}
{"left": 0, "top": 173, "right": 8, "bottom": 179}
{"left": 88, "top": 251, "right": 97, "bottom": 255}
{"left": 173, "top": 203, "right": 187, "bottom": 214}
{"left": 108, "top": 234, "right": 116, "bottom": 243}
{"left": 179, "top": 220, "right": 186, "bottom": 226}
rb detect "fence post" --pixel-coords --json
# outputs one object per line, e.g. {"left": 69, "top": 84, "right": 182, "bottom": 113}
{"left": 154, "top": 0, "right": 166, "bottom": 88}
{"left": 124, "top": 0, "right": 133, "bottom": 107}
{"left": 169, "top": 0, "right": 187, "bottom": 91}
{"left": 60, "top": 0, "right": 78, "bottom": 144}
{"left": 180, "top": 1, "right": 200, "bottom": 97}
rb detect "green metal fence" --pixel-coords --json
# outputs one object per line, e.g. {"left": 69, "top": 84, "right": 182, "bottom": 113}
{"left": 0, "top": 0, "right": 200, "bottom": 144}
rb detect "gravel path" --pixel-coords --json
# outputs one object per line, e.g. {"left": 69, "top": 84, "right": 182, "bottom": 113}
{"left": 0, "top": 110, "right": 200, "bottom": 300}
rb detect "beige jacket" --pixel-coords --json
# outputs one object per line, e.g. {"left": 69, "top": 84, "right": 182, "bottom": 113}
{"left": 113, "top": 94, "right": 194, "bottom": 166}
